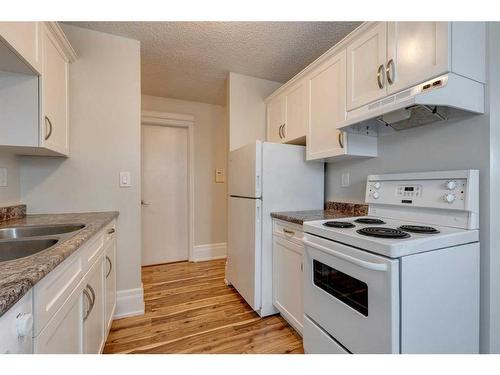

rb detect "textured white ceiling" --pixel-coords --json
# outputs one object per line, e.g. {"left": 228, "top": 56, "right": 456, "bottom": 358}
{"left": 66, "top": 22, "right": 361, "bottom": 105}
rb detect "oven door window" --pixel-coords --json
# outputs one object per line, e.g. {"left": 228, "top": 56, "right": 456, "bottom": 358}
{"left": 313, "top": 259, "right": 368, "bottom": 316}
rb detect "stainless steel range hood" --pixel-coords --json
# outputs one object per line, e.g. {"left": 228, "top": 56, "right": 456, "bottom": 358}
{"left": 340, "top": 73, "right": 485, "bottom": 132}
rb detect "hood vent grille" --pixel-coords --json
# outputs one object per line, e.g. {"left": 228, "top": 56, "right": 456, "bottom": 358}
{"left": 376, "top": 105, "right": 448, "bottom": 131}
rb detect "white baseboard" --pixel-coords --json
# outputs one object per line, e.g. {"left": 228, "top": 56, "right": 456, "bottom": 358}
{"left": 192, "top": 242, "right": 227, "bottom": 262}
{"left": 114, "top": 285, "right": 145, "bottom": 319}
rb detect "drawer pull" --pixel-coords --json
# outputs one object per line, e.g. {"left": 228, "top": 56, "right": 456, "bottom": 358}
{"left": 83, "top": 287, "right": 92, "bottom": 321}
{"left": 107, "top": 228, "right": 115, "bottom": 234}
{"left": 283, "top": 229, "right": 295, "bottom": 236}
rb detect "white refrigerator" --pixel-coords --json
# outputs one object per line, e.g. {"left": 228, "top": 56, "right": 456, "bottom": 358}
{"left": 226, "top": 141, "right": 324, "bottom": 317}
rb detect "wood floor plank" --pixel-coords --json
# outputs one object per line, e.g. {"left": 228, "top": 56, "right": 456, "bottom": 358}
{"left": 103, "top": 259, "right": 303, "bottom": 354}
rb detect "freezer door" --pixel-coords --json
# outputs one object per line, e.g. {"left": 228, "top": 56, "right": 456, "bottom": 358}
{"left": 228, "top": 141, "right": 262, "bottom": 198}
{"left": 226, "top": 196, "right": 262, "bottom": 311}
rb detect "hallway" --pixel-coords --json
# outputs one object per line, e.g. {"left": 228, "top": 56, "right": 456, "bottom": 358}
{"left": 103, "top": 259, "right": 303, "bottom": 353}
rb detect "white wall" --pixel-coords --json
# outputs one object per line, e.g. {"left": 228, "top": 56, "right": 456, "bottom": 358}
{"left": 19, "top": 25, "right": 142, "bottom": 298}
{"left": 0, "top": 152, "right": 20, "bottom": 206}
{"left": 227, "top": 72, "right": 281, "bottom": 151}
{"left": 325, "top": 23, "right": 500, "bottom": 353}
{"left": 142, "top": 95, "right": 228, "bottom": 249}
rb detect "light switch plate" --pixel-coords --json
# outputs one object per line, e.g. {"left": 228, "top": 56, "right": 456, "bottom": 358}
{"left": 119, "top": 171, "right": 131, "bottom": 187}
{"left": 341, "top": 172, "right": 350, "bottom": 187}
{"left": 215, "top": 168, "right": 225, "bottom": 183}
{"left": 0, "top": 168, "right": 7, "bottom": 187}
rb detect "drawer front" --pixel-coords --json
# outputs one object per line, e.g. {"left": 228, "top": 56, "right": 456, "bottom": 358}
{"left": 81, "top": 231, "right": 105, "bottom": 271}
{"left": 103, "top": 219, "right": 116, "bottom": 246}
{"left": 303, "top": 315, "right": 350, "bottom": 354}
{"left": 33, "top": 251, "right": 84, "bottom": 336}
{"left": 273, "top": 220, "right": 303, "bottom": 245}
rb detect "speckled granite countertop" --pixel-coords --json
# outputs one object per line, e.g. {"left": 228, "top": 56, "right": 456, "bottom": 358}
{"left": 271, "top": 202, "right": 368, "bottom": 225}
{"left": 0, "top": 211, "right": 118, "bottom": 317}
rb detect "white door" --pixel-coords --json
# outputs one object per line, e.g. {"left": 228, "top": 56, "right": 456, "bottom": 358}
{"left": 346, "top": 22, "right": 387, "bottom": 111}
{"left": 307, "top": 49, "right": 347, "bottom": 160}
{"left": 227, "top": 196, "right": 262, "bottom": 311}
{"left": 284, "top": 81, "right": 307, "bottom": 142}
{"left": 267, "top": 95, "right": 285, "bottom": 143}
{"left": 387, "top": 22, "right": 450, "bottom": 94}
{"left": 272, "top": 236, "right": 303, "bottom": 333}
{"left": 104, "top": 238, "right": 116, "bottom": 332}
{"left": 141, "top": 124, "right": 189, "bottom": 265}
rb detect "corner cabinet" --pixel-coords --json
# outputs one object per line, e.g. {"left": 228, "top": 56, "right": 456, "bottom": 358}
{"left": 33, "top": 220, "right": 117, "bottom": 354}
{"left": 272, "top": 219, "right": 304, "bottom": 334}
{"left": 0, "top": 22, "right": 76, "bottom": 156}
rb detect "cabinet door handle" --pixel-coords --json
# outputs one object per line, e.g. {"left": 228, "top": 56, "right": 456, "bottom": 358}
{"left": 107, "top": 228, "right": 115, "bottom": 234}
{"left": 386, "top": 59, "right": 395, "bottom": 85}
{"left": 283, "top": 228, "right": 295, "bottom": 236}
{"left": 377, "top": 64, "right": 385, "bottom": 89}
{"left": 106, "top": 255, "right": 113, "bottom": 278}
{"left": 338, "top": 132, "right": 344, "bottom": 149}
{"left": 44, "top": 116, "right": 53, "bottom": 140}
{"left": 281, "top": 124, "right": 286, "bottom": 139}
{"left": 278, "top": 125, "right": 282, "bottom": 139}
{"left": 279, "top": 124, "right": 284, "bottom": 139}
{"left": 83, "top": 288, "right": 92, "bottom": 321}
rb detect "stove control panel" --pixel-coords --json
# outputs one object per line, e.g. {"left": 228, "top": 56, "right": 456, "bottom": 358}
{"left": 365, "top": 170, "right": 479, "bottom": 213}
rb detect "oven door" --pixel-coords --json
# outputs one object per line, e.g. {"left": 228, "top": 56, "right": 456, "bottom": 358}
{"left": 303, "top": 234, "right": 400, "bottom": 353}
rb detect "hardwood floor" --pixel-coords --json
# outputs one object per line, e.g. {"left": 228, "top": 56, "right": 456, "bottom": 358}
{"left": 103, "top": 259, "right": 304, "bottom": 354}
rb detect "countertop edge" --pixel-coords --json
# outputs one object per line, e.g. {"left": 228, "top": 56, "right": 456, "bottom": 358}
{"left": 0, "top": 211, "right": 119, "bottom": 317}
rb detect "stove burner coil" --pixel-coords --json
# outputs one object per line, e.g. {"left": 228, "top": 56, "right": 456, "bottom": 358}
{"left": 354, "top": 218, "right": 386, "bottom": 225}
{"left": 398, "top": 225, "right": 440, "bottom": 234}
{"left": 323, "top": 221, "right": 355, "bottom": 228}
{"left": 357, "top": 227, "right": 411, "bottom": 239}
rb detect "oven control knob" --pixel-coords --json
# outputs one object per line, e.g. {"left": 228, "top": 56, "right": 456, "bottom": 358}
{"left": 443, "top": 193, "right": 456, "bottom": 203}
{"left": 445, "top": 180, "right": 457, "bottom": 190}
{"left": 372, "top": 191, "right": 380, "bottom": 199}
{"left": 373, "top": 182, "right": 381, "bottom": 189}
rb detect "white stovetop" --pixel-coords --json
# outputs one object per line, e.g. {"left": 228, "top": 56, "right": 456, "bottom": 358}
{"left": 303, "top": 216, "right": 479, "bottom": 258}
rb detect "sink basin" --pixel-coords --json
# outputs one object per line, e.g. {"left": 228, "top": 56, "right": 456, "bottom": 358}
{"left": 0, "top": 224, "right": 85, "bottom": 240}
{"left": 0, "top": 239, "right": 58, "bottom": 262}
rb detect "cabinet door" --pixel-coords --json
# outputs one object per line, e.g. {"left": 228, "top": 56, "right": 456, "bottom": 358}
{"left": 306, "top": 50, "right": 347, "bottom": 160}
{"left": 0, "top": 22, "right": 41, "bottom": 73}
{"left": 84, "top": 258, "right": 105, "bottom": 354}
{"left": 284, "top": 81, "right": 307, "bottom": 142}
{"left": 273, "top": 235, "right": 304, "bottom": 334}
{"left": 387, "top": 22, "right": 450, "bottom": 94}
{"left": 346, "top": 22, "right": 387, "bottom": 111}
{"left": 40, "top": 23, "right": 69, "bottom": 155}
{"left": 104, "top": 238, "right": 117, "bottom": 332}
{"left": 34, "top": 285, "right": 84, "bottom": 354}
{"left": 267, "top": 95, "right": 285, "bottom": 143}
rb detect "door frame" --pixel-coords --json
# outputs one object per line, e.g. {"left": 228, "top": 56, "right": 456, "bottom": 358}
{"left": 141, "top": 110, "right": 195, "bottom": 262}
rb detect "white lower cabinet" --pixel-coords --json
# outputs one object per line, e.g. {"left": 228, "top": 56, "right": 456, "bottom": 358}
{"left": 33, "top": 220, "right": 117, "bottom": 353}
{"left": 84, "top": 258, "right": 105, "bottom": 354}
{"left": 104, "top": 230, "right": 117, "bottom": 333}
{"left": 34, "top": 283, "right": 85, "bottom": 353}
{"left": 272, "top": 220, "right": 304, "bottom": 334}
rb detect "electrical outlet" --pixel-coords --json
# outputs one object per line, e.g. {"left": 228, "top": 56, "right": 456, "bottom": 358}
{"left": 341, "top": 172, "right": 350, "bottom": 187}
{"left": 215, "top": 168, "right": 225, "bottom": 183}
{"left": 0, "top": 168, "right": 7, "bottom": 187}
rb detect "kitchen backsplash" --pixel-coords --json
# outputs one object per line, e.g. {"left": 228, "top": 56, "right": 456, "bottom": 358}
{"left": 0, "top": 204, "right": 26, "bottom": 223}
{"left": 325, "top": 201, "right": 368, "bottom": 216}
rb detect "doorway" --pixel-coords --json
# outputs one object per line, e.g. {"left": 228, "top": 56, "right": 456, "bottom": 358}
{"left": 141, "top": 111, "right": 194, "bottom": 266}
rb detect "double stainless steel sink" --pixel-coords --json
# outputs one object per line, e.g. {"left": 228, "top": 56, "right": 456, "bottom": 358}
{"left": 0, "top": 224, "right": 86, "bottom": 262}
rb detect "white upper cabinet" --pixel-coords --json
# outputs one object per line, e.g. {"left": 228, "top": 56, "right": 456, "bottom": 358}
{"left": 386, "top": 22, "right": 450, "bottom": 94}
{"left": 40, "top": 23, "right": 70, "bottom": 155}
{"left": 283, "top": 81, "right": 308, "bottom": 143}
{"left": 0, "top": 22, "right": 41, "bottom": 73}
{"left": 346, "top": 22, "right": 387, "bottom": 111}
{"left": 306, "top": 50, "right": 347, "bottom": 160}
{"left": 267, "top": 94, "right": 285, "bottom": 143}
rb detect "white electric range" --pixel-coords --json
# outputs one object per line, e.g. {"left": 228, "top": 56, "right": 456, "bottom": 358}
{"left": 302, "top": 170, "right": 480, "bottom": 354}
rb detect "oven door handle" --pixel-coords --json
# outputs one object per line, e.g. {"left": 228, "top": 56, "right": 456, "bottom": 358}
{"left": 303, "top": 239, "right": 389, "bottom": 272}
